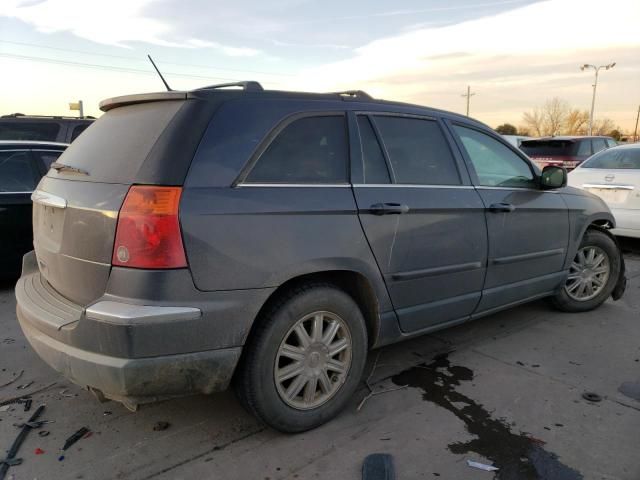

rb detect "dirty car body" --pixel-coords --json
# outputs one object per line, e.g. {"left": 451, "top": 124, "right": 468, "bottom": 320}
{"left": 15, "top": 85, "right": 626, "bottom": 430}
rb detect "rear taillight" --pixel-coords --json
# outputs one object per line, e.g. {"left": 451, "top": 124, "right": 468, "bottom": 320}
{"left": 112, "top": 186, "right": 187, "bottom": 269}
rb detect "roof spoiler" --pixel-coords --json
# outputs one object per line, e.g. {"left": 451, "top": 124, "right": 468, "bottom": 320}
{"left": 99, "top": 92, "right": 189, "bottom": 112}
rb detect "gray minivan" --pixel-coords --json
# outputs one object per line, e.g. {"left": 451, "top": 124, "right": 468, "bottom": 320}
{"left": 15, "top": 83, "right": 626, "bottom": 432}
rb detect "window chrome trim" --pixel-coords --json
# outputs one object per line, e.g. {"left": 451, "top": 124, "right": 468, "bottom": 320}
{"left": 236, "top": 183, "right": 351, "bottom": 188}
{"left": 31, "top": 190, "right": 67, "bottom": 209}
{"left": 352, "top": 184, "right": 474, "bottom": 189}
{"left": 0, "top": 191, "right": 33, "bottom": 195}
{"left": 475, "top": 186, "right": 555, "bottom": 193}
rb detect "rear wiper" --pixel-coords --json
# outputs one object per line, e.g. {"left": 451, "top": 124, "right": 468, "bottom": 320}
{"left": 50, "top": 162, "right": 89, "bottom": 176}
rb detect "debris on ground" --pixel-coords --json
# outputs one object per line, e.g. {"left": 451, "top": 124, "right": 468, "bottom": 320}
{"left": 0, "top": 405, "right": 11, "bottom": 413}
{"left": 153, "top": 421, "right": 170, "bottom": 431}
{"left": 59, "top": 389, "right": 76, "bottom": 398}
{"left": 0, "top": 382, "right": 56, "bottom": 406}
{"left": 466, "top": 459, "right": 499, "bottom": 472}
{"left": 58, "top": 455, "right": 65, "bottom": 462}
{"left": 0, "top": 371, "right": 24, "bottom": 389}
{"left": 582, "top": 392, "right": 603, "bottom": 402}
{"left": 16, "top": 381, "right": 34, "bottom": 390}
{"left": 22, "top": 399, "right": 32, "bottom": 412}
{"left": 0, "top": 404, "right": 46, "bottom": 480}
{"left": 103, "top": 411, "right": 112, "bottom": 416}
{"left": 34, "top": 448, "right": 44, "bottom": 455}
{"left": 362, "top": 453, "right": 395, "bottom": 480}
{"left": 38, "top": 431, "right": 49, "bottom": 438}
{"left": 62, "top": 427, "right": 90, "bottom": 451}
{"left": 618, "top": 381, "right": 640, "bottom": 402}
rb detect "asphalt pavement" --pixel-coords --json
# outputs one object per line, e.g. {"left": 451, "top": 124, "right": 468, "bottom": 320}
{"left": 1, "top": 241, "right": 639, "bottom": 480}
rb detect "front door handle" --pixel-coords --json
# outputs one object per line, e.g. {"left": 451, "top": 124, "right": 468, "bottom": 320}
{"left": 488, "top": 202, "right": 515, "bottom": 213}
{"left": 370, "top": 203, "right": 410, "bottom": 215}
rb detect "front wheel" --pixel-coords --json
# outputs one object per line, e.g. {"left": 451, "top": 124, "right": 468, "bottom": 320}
{"left": 234, "top": 284, "right": 368, "bottom": 432}
{"left": 551, "top": 229, "right": 621, "bottom": 312}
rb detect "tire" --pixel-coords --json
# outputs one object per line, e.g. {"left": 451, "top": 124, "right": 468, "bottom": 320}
{"left": 551, "top": 229, "right": 621, "bottom": 312}
{"left": 234, "top": 283, "right": 368, "bottom": 433}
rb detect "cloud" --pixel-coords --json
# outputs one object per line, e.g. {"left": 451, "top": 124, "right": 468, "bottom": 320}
{"left": 289, "top": 0, "right": 640, "bottom": 129}
{"left": 0, "top": 0, "right": 260, "bottom": 55}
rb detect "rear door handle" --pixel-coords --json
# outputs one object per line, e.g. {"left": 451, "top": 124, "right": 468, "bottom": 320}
{"left": 488, "top": 202, "right": 515, "bottom": 213}
{"left": 370, "top": 203, "right": 410, "bottom": 215}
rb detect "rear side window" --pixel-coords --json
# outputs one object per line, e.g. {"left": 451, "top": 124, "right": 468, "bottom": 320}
{"left": 373, "top": 116, "right": 460, "bottom": 185}
{"left": 0, "top": 150, "right": 39, "bottom": 192}
{"left": 70, "top": 124, "right": 89, "bottom": 142}
{"left": 521, "top": 140, "right": 582, "bottom": 156}
{"left": 576, "top": 140, "right": 592, "bottom": 156}
{"left": 357, "top": 116, "right": 390, "bottom": 184}
{"left": 582, "top": 148, "right": 640, "bottom": 169}
{"left": 592, "top": 138, "right": 607, "bottom": 154}
{"left": 245, "top": 116, "right": 348, "bottom": 184}
{"left": 606, "top": 139, "right": 617, "bottom": 148}
{"left": 454, "top": 125, "right": 535, "bottom": 188}
{"left": 0, "top": 122, "right": 60, "bottom": 141}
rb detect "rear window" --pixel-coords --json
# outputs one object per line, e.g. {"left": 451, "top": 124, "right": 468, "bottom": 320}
{"left": 50, "top": 101, "right": 184, "bottom": 183}
{"left": 70, "top": 124, "right": 90, "bottom": 142}
{"left": 0, "top": 121, "right": 60, "bottom": 141}
{"left": 581, "top": 148, "right": 640, "bottom": 169}
{"left": 521, "top": 140, "right": 582, "bottom": 157}
{"left": 0, "top": 150, "right": 39, "bottom": 192}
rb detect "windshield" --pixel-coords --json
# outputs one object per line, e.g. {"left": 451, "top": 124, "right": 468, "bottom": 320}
{"left": 581, "top": 148, "right": 640, "bottom": 169}
{"left": 520, "top": 140, "right": 581, "bottom": 156}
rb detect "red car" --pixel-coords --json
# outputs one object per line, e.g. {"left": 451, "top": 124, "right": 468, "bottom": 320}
{"left": 521, "top": 136, "right": 617, "bottom": 171}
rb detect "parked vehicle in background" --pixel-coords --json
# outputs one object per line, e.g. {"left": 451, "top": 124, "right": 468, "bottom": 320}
{"left": 0, "top": 141, "right": 67, "bottom": 278}
{"left": 0, "top": 114, "right": 94, "bottom": 143}
{"left": 502, "top": 134, "right": 533, "bottom": 149}
{"left": 569, "top": 143, "right": 640, "bottom": 238}
{"left": 521, "top": 136, "right": 617, "bottom": 170}
{"left": 15, "top": 84, "right": 626, "bottom": 433}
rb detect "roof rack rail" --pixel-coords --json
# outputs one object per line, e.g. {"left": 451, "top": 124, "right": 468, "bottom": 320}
{"left": 196, "top": 81, "right": 264, "bottom": 92}
{"left": 333, "top": 90, "right": 372, "bottom": 100}
{"left": 1, "top": 113, "right": 95, "bottom": 119}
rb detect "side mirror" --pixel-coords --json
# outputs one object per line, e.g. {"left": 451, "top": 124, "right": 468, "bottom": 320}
{"left": 540, "top": 165, "right": 567, "bottom": 190}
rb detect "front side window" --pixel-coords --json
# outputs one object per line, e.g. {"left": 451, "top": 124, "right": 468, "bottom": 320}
{"left": 581, "top": 148, "right": 640, "bottom": 169}
{"left": 245, "top": 116, "right": 348, "bottom": 184}
{"left": 0, "top": 150, "right": 39, "bottom": 192}
{"left": 373, "top": 116, "right": 460, "bottom": 185}
{"left": 454, "top": 125, "right": 535, "bottom": 188}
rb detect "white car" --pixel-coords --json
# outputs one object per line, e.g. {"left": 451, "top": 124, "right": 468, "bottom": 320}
{"left": 569, "top": 144, "right": 640, "bottom": 238}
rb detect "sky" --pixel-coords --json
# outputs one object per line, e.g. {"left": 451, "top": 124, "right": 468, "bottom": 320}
{"left": 1, "top": 0, "right": 639, "bottom": 132}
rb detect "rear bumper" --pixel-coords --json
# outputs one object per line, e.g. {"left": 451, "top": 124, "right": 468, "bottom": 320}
{"left": 15, "top": 251, "right": 274, "bottom": 405}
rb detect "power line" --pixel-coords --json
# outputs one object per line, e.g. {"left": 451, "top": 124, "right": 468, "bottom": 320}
{"left": 0, "top": 40, "right": 295, "bottom": 78}
{"left": 0, "top": 52, "right": 257, "bottom": 83}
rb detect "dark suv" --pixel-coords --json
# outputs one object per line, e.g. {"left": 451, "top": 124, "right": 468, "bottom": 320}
{"left": 0, "top": 114, "right": 94, "bottom": 143}
{"left": 521, "top": 135, "right": 617, "bottom": 170}
{"left": 15, "top": 84, "right": 626, "bottom": 432}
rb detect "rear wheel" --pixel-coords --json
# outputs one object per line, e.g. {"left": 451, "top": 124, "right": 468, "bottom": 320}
{"left": 551, "top": 229, "right": 620, "bottom": 312}
{"left": 235, "top": 284, "right": 368, "bottom": 432}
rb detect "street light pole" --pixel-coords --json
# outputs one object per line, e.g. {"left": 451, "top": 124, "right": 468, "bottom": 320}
{"left": 581, "top": 62, "right": 615, "bottom": 136}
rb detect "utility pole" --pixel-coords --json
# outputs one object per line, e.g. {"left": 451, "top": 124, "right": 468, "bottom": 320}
{"left": 580, "top": 63, "right": 615, "bottom": 135}
{"left": 68, "top": 100, "right": 84, "bottom": 118}
{"left": 462, "top": 85, "right": 475, "bottom": 117}
{"left": 634, "top": 104, "right": 639, "bottom": 143}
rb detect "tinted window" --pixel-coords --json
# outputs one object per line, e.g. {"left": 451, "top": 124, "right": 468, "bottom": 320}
{"left": 454, "top": 125, "right": 535, "bottom": 188}
{"left": 70, "top": 124, "right": 89, "bottom": 142}
{"left": 581, "top": 148, "right": 640, "bottom": 169}
{"left": 373, "top": 116, "right": 459, "bottom": 185}
{"left": 33, "top": 150, "right": 64, "bottom": 169}
{"left": 246, "top": 116, "right": 348, "bottom": 184}
{"left": 576, "top": 140, "right": 592, "bottom": 156}
{"left": 0, "top": 150, "right": 39, "bottom": 192}
{"left": 521, "top": 140, "right": 583, "bottom": 156}
{"left": 606, "top": 139, "right": 617, "bottom": 148}
{"left": 592, "top": 138, "right": 607, "bottom": 153}
{"left": 0, "top": 122, "right": 60, "bottom": 141}
{"left": 357, "top": 116, "right": 390, "bottom": 184}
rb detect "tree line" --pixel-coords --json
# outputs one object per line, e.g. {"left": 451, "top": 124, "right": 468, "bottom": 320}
{"left": 495, "top": 97, "right": 622, "bottom": 140}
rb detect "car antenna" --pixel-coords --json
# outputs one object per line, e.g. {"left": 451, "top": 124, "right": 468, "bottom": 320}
{"left": 147, "top": 54, "right": 173, "bottom": 91}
